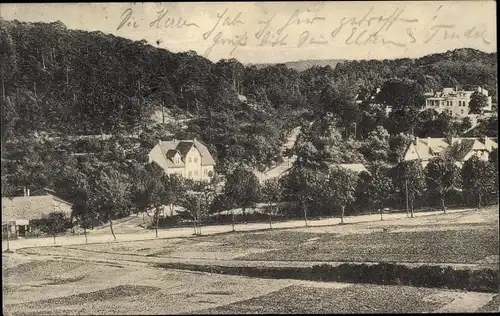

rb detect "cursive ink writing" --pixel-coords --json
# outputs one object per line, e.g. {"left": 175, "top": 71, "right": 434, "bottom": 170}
{"left": 424, "top": 6, "right": 490, "bottom": 45}
{"left": 297, "top": 31, "right": 328, "bottom": 48}
{"left": 117, "top": 8, "right": 139, "bottom": 30}
{"left": 202, "top": 9, "right": 246, "bottom": 58}
{"left": 204, "top": 32, "right": 248, "bottom": 58}
{"left": 276, "top": 9, "right": 326, "bottom": 35}
{"left": 330, "top": 7, "right": 418, "bottom": 47}
{"left": 117, "top": 7, "right": 199, "bottom": 31}
{"left": 203, "top": 9, "right": 244, "bottom": 40}
{"left": 149, "top": 9, "right": 199, "bottom": 29}
{"left": 255, "top": 13, "right": 276, "bottom": 39}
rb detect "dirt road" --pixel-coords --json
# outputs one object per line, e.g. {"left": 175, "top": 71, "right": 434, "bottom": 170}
{"left": 2, "top": 208, "right": 474, "bottom": 251}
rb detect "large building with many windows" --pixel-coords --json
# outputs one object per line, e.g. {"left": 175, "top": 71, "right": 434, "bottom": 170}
{"left": 424, "top": 86, "right": 492, "bottom": 117}
{"left": 148, "top": 138, "right": 215, "bottom": 181}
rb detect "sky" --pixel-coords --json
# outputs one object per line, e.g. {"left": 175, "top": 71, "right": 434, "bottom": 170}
{"left": 1, "top": 1, "right": 496, "bottom": 64}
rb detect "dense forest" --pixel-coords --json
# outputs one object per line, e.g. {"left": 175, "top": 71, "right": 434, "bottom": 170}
{"left": 1, "top": 19, "right": 498, "bottom": 227}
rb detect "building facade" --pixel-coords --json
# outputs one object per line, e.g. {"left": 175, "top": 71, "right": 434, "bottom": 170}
{"left": 148, "top": 138, "right": 215, "bottom": 181}
{"left": 424, "top": 86, "right": 492, "bottom": 117}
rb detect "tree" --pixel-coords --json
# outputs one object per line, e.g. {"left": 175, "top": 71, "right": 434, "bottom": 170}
{"left": 144, "top": 163, "right": 168, "bottom": 238}
{"left": 461, "top": 156, "right": 496, "bottom": 208}
{"left": 179, "top": 189, "right": 203, "bottom": 235}
{"left": 223, "top": 166, "right": 260, "bottom": 217}
{"left": 163, "top": 174, "right": 186, "bottom": 217}
{"left": 72, "top": 187, "right": 93, "bottom": 243}
{"left": 360, "top": 126, "right": 390, "bottom": 162}
{"left": 281, "top": 166, "right": 324, "bottom": 226}
{"left": 357, "top": 102, "right": 386, "bottom": 139}
{"left": 261, "top": 178, "right": 282, "bottom": 229}
{"left": 92, "top": 167, "right": 130, "bottom": 241}
{"left": 378, "top": 79, "right": 425, "bottom": 135}
{"left": 191, "top": 178, "right": 218, "bottom": 235}
{"left": 425, "top": 157, "right": 460, "bottom": 213}
{"left": 392, "top": 160, "right": 426, "bottom": 217}
{"left": 323, "top": 166, "right": 358, "bottom": 224}
{"left": 468, "top": 91, "right": 488, "bottom": 114}
{"left": 376, "top": 79, "right": 425, "bottom": 110}
{"left": 389, "top": 133, "right": 412, "bottom": 163}
{"left": 363, "top": 166, "right": 395, "bottom": 220}
{"left": 37, "top": 211, "right": 72, "bottom": 244}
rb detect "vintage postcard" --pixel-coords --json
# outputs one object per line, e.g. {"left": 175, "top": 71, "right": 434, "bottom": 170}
{"left": 1, "top": 1, "right": 498, "bottom": 314}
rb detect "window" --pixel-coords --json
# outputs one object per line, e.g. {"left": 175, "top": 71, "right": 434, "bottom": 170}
{"left": 194, "top": 157, "right": 198, "bottom": 163}
{"left": 188, "top": 157, "right": 192, "bottom": 163}
{"left": 188, "top": 171, "right": 192, "bottom": 178}
{"left": 204, "top": 169, "right": 208, "bottom": 175}
{"left": 194, "top": 170, "right": 198, "bottom": 176}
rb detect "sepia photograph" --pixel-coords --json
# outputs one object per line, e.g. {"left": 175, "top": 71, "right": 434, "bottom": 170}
{"left": 1, "top": 1, "right": 498, "bottom": 314}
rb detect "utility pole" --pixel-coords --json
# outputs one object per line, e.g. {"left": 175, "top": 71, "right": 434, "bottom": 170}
{"left": 405, "top": 179, "right": 409, "bottom": 218}
{"left": 6, "top": 222, "right": 10, "bottom": 251}
{"left": 197, "top": 196, "right": 201, "bottom": 235}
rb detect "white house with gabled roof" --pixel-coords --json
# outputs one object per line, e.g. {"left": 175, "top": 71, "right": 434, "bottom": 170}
{"left": 148, "top": 138, "right": 215, "bottom": 181}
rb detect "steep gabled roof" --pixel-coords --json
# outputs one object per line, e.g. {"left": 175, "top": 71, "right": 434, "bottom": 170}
{"left": 452, "top": 139, "right": 488, "bottom": 160}
{"left": 407, "top": 137, "right": 496, "bottom": 162}
{"left": 157, "top": 139, "right": 215, "bottom": 166}
{"left": 193, "top": 139, "right": 216, "bottom": 166}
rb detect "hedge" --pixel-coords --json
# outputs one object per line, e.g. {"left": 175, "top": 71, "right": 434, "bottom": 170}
{"left": 156, "top": 262, "right": 498, "bottom": 293}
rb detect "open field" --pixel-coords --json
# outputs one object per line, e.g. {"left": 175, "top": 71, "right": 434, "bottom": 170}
{"left": 1, "top": 207, "right": 480, "bottom": 251}
{"left": 30, "top": 206, "right": 498, "bottom": 266}
{"left": 3, "top": 206, "right": 499, "bottom": 314}
{"left": 2, "top": 257, "right": 497, "bottom": 315}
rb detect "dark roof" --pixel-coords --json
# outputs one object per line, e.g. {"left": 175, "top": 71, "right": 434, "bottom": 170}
{"left": 176, "top": 141, "right": 193, "bottom": 157}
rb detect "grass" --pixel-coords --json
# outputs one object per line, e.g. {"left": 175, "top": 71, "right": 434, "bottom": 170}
{"left": 59, "top": 222, "right": 499, "bottom": 265}
{"left": 12, "top": 285, "right": 161, "bottom": 307}
{"left": 193, "top": 284, "right": 452, "bottom": 314}
{"left": 237, "top": 227, "right": 499, "bottom": 264}
{"left": 477, "top": 294, "right": 500, "bottom": 312}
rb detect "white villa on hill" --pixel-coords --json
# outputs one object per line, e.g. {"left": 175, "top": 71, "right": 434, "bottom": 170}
{"left": 404, "top": 136, "right": 497, "bottom": 168}
{"left": 424, "top": 86, "right": 493, "bottom": 117}
{"left": 148, "top": 138, "right": 215, "bottom": 181}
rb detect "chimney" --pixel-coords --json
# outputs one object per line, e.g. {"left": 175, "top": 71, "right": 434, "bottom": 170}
{"left": 427, "top": 137, "right": 431, "bottom": 148}
{"left": 415, "top": 136, "right": 419, "bottom": 145}
{"left": 193, "top": 137, "right": 197, "bottom": 142}
{"left": 23, "top": 186, "right": 26, "bottom": 197}
{"left": 27, "top": 188, "right": 30, "bottom": 197}
{"left": 484, "top": 135, "right": 489, "bottom": 150}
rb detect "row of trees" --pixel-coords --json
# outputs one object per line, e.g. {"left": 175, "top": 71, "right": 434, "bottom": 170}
{"left": 34, "top": 147, "right": 496, "bottom": 243}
